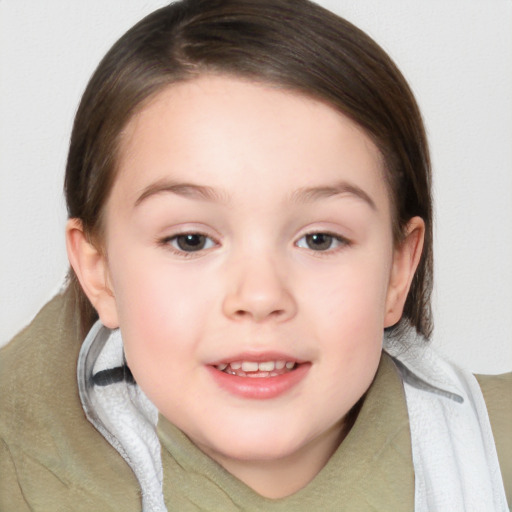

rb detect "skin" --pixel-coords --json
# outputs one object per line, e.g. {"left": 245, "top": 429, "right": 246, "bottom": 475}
{"left": 67, "top": 75, "right": 424, "bottom": 498}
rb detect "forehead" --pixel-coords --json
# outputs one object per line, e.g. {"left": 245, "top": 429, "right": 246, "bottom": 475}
{"left": 113, "top": 75, "right": 388, "bottom": 211}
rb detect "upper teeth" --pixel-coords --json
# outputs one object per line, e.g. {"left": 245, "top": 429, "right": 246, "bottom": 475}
{"left": 216, "top": 360, "right": 296, "bottom": 372}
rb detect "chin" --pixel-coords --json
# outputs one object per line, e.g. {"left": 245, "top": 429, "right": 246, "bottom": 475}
{"left": 199, "top": 426, "right": 318, "bottom": 464}
{"left": 208, "top": 443, "right": 299, "bottom": 465}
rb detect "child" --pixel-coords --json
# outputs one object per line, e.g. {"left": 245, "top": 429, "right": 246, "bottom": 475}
{"left": 1, "top": 1, "right": 510, "bottom": 510}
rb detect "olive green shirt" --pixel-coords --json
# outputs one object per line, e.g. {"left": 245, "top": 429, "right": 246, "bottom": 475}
{"left": 1, "top": 292, "right": 510, "bottom": 510}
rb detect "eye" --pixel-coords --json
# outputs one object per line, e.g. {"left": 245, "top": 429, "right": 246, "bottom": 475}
{"left": 166, "top": 233, "right": 216, "bottom": 253}
{"left": 296, "top": 232, "right": 348, "bottom": 252}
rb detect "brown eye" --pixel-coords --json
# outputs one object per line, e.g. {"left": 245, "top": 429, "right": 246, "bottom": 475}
{"left": 296, "top": 232, "right": 347, "bottom": 252}
{"left": 305, "top": 233, "right": 333, "bottom": 251}
{"left": 171, "top": 234, "right": 213, "bottom": 252}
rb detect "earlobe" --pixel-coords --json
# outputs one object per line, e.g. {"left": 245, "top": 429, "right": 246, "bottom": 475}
{"left": 65, "top": 218, "right": 119, "bottom": 328}
{"left": 384, "top": 217, "right": 425, "bottom": 328}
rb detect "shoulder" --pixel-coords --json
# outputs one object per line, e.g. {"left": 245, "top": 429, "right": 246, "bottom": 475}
{"left": 0, "top": 292, "right": 77, "bottom": 427}
{"left": 475, "top": 372, "right": 512, "bottom": 506}
{"left": 0, "top": 291, "right": 140, "bottom": 511}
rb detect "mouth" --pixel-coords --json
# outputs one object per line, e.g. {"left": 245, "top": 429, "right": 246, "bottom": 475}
{"left": 215, "top": 360, "right": 298, "bottom": 378}
{"left": 208, "top": 356, "right": 310, "bottom": 399}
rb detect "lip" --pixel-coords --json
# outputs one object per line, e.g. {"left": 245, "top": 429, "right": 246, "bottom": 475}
{"left": 208, "top": 351, "right": 308, "bottom": 366}
{"left": 207, "top": 360, "right": 311, "bottom": 400}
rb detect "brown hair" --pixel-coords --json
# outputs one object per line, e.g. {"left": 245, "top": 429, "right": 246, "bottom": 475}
{"left": 65, "top": 0, "right": 433, "bottom": 340}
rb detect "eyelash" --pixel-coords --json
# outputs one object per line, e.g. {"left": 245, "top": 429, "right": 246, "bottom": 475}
{"left": 158, "top": 230, "right": 351, "bottom": 257}
{"left": 295, "top": 231, "right": 351, "bottom": 254}
{"left": 158, "top": 232, "right": 218, "bottom": 258}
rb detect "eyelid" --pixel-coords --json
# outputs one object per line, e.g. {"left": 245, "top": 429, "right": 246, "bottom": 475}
{"left": 170, "top": 234, "right": 216, "bottom": 251}
{"left": 157, "top": 226, "right": 221, "bottom": 257}
{"left": 295, "top": 229, "right": 352, "bottom": 253}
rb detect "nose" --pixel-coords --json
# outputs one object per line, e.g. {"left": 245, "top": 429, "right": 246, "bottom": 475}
{"left": 222, "top": 254, "right": 297, "bottom": 323}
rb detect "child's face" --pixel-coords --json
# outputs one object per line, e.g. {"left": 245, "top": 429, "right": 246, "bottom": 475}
{"left": 86, "top": 75, "right": 420, "bottom": 485}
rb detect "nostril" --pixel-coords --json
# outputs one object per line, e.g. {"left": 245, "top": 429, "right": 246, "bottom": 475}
{"left": 233, "top": 307, "right": 285, "bottom": 321}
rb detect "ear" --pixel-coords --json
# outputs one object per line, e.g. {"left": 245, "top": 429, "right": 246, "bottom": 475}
{"left": 384, "top": 217, "right": 425, "bottom": 328}
{"left": 65, "top": 218, "right": 119, "bottom": 328}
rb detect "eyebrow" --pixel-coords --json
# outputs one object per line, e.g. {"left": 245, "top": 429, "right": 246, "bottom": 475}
{"left": 134, "top": 178, "right": 376, "bottom": 210}
{"left": 289, "top": 181, "right": 377, "bottom": 210}
{"left": 134, "top": 179, "right": 228, "bottom": 207}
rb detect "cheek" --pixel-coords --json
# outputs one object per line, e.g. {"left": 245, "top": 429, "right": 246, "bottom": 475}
{"left": 307, "top": 268, "right": 387, "bottom": 408}
{"left": 300, "top": 253, "right": 392, "bottom": 326}
{"left": 106, "top": 250, "right": 218, "bottom": 372}
{"left": 114, "top": 269, "right": 213, "bottom": 407}
{"left": 110, "top": 243, "right": 214, "bottom": 320}
{"left": 299, "top": 251, "right": 391, "bottom": 376}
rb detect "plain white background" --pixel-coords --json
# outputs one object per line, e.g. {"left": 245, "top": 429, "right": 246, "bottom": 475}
{"left": 0, "top": 0, "right": 511, "bottom": 373}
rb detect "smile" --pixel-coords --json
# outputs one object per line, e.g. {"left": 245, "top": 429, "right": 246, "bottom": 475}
{"left": 216, "top": 360, "right": 296, "bottom": 378}
{"left": 208, "top": 357, "right": 310, "bottom": 399}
